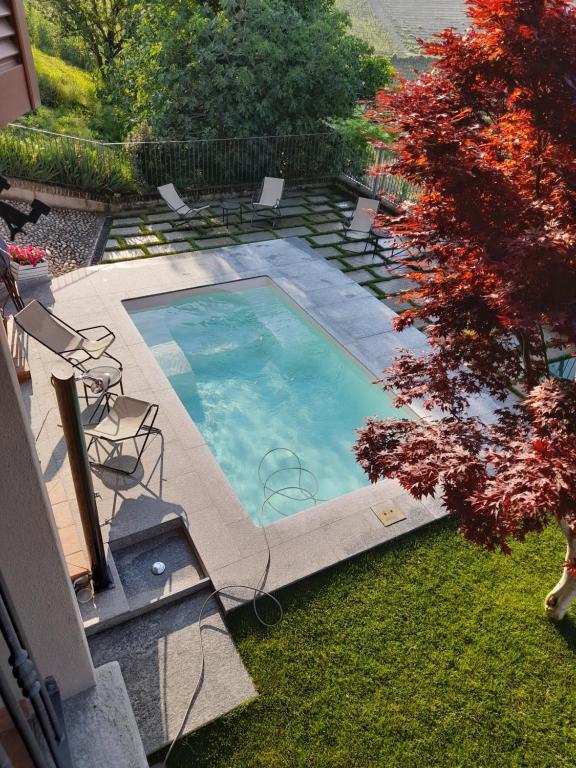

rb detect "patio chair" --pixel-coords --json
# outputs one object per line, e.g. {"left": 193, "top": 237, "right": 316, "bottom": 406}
{"left": 0, "top": 237, "right": 24, "bottom": 313}
{"left": 249, "top": 177, "right": 285, "bottom": 227}
{"left": 157, "top": 183, "right": 210, "bottom": 228}
{"left": 14, "top": 300, "right": 122, "bottom": 372}
{"left": 342, "top": 197, "right": 380, "bottom": 254}
{"left": 84, "top": 394, "right": 160, "bottom": 475}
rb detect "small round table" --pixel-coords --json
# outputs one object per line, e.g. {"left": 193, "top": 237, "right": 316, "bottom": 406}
{"left": 81, "top": 364, "right": 123, "bottom": 406}
{"left": 220, "top": 200, "right": 243, "bottom": 227}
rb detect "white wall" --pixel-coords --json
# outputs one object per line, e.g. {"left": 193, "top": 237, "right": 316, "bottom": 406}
{"left": 0, "top": 329, "right": 95, "bottom": 699}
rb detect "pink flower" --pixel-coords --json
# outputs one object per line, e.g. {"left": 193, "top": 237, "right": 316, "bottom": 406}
{"left": 8, "top": 244, "right": 47, "bottom": 267}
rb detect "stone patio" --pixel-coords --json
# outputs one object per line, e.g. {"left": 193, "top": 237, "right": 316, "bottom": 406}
{"left": 100, "top": 184, "right": 426, "bottom": 324}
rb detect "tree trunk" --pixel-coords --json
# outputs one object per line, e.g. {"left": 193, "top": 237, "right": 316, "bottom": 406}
{"left": 544, "top": 518, "right": 576, "bottom": 620}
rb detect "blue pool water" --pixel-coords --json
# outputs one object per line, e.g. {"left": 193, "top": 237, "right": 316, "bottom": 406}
{"left": 128, "top": 283, "right": 406, "bottom": 525}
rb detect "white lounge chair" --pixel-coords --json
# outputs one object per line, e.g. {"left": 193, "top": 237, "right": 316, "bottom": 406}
{"left": 249, "top": 177, "right": 285, "bottom": 227}
{"left": 85, "top": 394, "right": 160, "bottom": 475}
{"left": 15, "top": 300, "right": 122, "bottom": 372}
{"left": 157, "top": 183, "right": 210, "bottom": 227}
{"left": 343, "top": 197, "right": 380, "bottom": 254}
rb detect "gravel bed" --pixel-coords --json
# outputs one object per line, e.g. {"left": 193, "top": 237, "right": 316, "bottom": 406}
{"left": 0, "top": 199, "right": 106, "bottom": 277}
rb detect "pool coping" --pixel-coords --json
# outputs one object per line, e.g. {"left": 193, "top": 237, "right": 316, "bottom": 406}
{"left": 26, "top": 237, "right": 455, "bottom": 625}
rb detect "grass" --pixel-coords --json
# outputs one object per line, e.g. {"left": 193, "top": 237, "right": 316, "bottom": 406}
{"left": 335, "top": 0, "right": 396, "bottom": 54}
{"left": 31, "top": 47, "right": 96, "bottom": 110}
{"left": 158, "top": 519, "right": 576, "bottom": 768}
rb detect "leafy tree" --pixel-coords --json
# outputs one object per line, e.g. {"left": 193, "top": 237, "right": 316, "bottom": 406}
{"left": 355, "top": 0, "right": 576, "bottom": 618}
{"left": 112, "top": 0, "right": 392, "bottom": 139}
{"left": 40, "top": 0, "right": 135, "bottom": 69}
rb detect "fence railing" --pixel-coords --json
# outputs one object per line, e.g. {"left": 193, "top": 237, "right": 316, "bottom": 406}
{"left": 352, "top": 145, "right": 419, "bottom": 205}
{"left": 0, "top": 123, "right": 418, "bottom": 205}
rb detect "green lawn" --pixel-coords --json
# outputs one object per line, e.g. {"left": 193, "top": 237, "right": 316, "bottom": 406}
{"left": 162, "top": 520, "right": 576, "bottom": 768}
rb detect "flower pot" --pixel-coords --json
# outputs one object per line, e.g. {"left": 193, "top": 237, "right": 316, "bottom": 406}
{"left": 10, "top": 259, "right": 49, "bottom": 286}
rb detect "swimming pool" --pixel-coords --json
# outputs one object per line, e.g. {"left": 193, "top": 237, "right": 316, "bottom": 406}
{"left": 127, "top": 279, "right": 408, "bottom": 526}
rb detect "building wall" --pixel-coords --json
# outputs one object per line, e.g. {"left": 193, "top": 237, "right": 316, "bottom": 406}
{"left": 0, "top": 329, "right": 95, "bottom": 699}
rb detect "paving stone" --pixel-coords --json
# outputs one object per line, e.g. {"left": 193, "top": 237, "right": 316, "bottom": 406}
{"left": 376, "top": 277, "right": 418, "bottom": 295}
{"left": 313, "top": 221, "right": 344, "bottom": 233}
{"left": 364, "top": 285, "right": 381, "bottom": 297}
{"left": 148, "top": 242, "right": 192, "bottom": 255}
{"left": 193, "top": 236, "right": 236, "bottom": 248}
{"left": 279, "top": 197, "right": 308, "bottom": 207}
{"left": 346, "top": 269, "right": 375, "bottom": 284}
{"left": 105, "top": 239, "right": 119, "bottom": 249}
{"left": 236, "top": 231, "right": 276, "bottom": 243}
{"left": 111, "top": 216, "right": 144, "bottom": 226}
{"left": 274, "top": 226, "right": 313, "bottom": 237}
{"left": 109, "top": 226, "right": 142, "bottom": 237}
{"left": 311, "top": 246, "right": 340, "bottom": 259}
{"left": 274, "top": 215, "right": 310, "bottom": 227}
{"left": 340, "top": 241, "right": 374, "bottom": 254}
{"left": 124, "top": 235, "right": 160, "bottom": 246}
{"left": 343, "top": 254, "right": 382, "bottom": 268}
{"left": 306, "top": 195, "right": 330, "bottom": 203}
{"left": 101, "top": 249, "right": 144, "bottom": 262}
{"left": 89, "top": 592, "right": 256, "bottom": 754}
{"left": 371, "top": 265, "right": 395, "bottom": 279}
{"left": 305, "top": 212, "right": 341, "bottom": 224}
{"left": 146, "top": 222, "right": 173, "bottom": 232}
{"left": 381, "top": 296, "right": 414, "bottom": 313}
{"left": 280, "top": 205, "right": 309, "bottom": 216}
{"left": 334, "top": 200, "right": 355, "bottom": 209}
{"left": 147, "top": 211, "right": 179, "bottom": 223}
{"left": 163, "top": 230, "right": 199, "bottom": 241}
{"left": 307, "top": 203, "right": 334, "bottom": 213}
{"left": 309, "top": 233, "right": 343, "bottom": 246}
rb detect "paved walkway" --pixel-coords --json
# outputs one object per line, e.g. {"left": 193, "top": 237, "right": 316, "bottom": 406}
{"left": 89, "top": 591, "right": 256, "bottom": 754}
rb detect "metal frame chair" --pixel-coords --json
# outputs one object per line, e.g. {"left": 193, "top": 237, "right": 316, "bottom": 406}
{"left": 249, "top": 177, "right": 285, "bottom": 228}
{"left": 0, "top": 237, "right": 24, "bottom": 313}
{"left": 84, "top": 393, "right": 160, "bottom": 476}
{"left": 342, "top": 197, "right": 380, "bottom": 254}
{"left": 157, "top": 183, "right": 210, "bottom": 228}
{"left": 14, "top": 300, "right": 122, "bottom": 373}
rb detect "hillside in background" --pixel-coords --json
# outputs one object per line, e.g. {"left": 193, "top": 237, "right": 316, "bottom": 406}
{"left": 335, "top": 0, "right": 469, "bottom": 75}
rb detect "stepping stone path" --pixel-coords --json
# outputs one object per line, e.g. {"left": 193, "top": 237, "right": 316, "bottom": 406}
{"left": 0, "top": 186, "right": 429, "bottom": 334}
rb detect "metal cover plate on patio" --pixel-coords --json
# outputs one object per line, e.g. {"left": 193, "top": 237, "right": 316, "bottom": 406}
{"left": 371, "top": 502, "right": 407, "bottom": 527}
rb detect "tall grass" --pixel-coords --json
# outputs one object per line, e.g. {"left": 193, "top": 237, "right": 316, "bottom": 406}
{"left": 24, "top": 0, "right": 94, "bottom": 71}
{"left": 32, "top": 47, "right": 96, "bottom": 110}
{"left": 0, "top": 128, "right": 138, "bottom": 195}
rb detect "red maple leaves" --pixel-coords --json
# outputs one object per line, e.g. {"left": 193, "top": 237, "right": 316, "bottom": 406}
{"left": 355, "top": 0, "right": 576, "bottom": 554}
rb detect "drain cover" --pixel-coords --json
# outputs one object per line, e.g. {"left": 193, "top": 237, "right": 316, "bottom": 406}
{"left": 151, "top": 561, "right": 166, "bottom": 575}
{"left": 371, "top": 502, "right": 407, "bottom": 527}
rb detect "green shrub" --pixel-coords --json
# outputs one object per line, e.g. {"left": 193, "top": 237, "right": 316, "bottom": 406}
{"left": 32, "top": 47, "right": 96, "bottom": 110}
{"left": 0, "top": 126, "right": 139, "bottom": 195}
{"left": 18, "top": 106, "right": 95, "bottom": 139}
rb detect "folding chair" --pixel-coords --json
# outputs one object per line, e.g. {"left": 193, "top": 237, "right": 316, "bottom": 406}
{"left": 249, "top": 177, "right": 285, "bottom": 227}
{"left": 84, "top": 394, "right": 160, "bottom": 475}
{"left": 157, "top": 183, "right": 210, "bottom": 228}
{"left": 14, "top": 300, "right": 122, "bottom": 372}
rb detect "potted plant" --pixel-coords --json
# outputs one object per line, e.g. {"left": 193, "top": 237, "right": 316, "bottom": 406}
{"left": 9, "top": 244, "right": 50, "bottom": 285}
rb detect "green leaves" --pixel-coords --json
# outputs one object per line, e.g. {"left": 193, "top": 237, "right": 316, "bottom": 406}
{"left": 111, "top": 0, "right": 393, "bottom": 139}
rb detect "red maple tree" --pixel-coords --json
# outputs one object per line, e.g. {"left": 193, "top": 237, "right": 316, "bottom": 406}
{"left": 355, "top": 0, "right": 576, "bottom": 618}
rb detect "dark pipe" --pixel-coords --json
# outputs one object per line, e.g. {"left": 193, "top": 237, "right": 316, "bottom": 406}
{"left": 51, "top": 363, "right": 112, "bottom": 592}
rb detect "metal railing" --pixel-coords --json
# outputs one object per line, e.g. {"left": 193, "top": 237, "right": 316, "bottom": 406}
{"left": 0, "top": 568, "right": 73, "bottom": 768}
{"left": 351, "top": 144, "right": 419, "bottom": 205}
{"left": 0, "top": 123, "right": 419, "bottom": 205}
{"left": 0, "top": 125, "right": 351, "bottom": 197}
